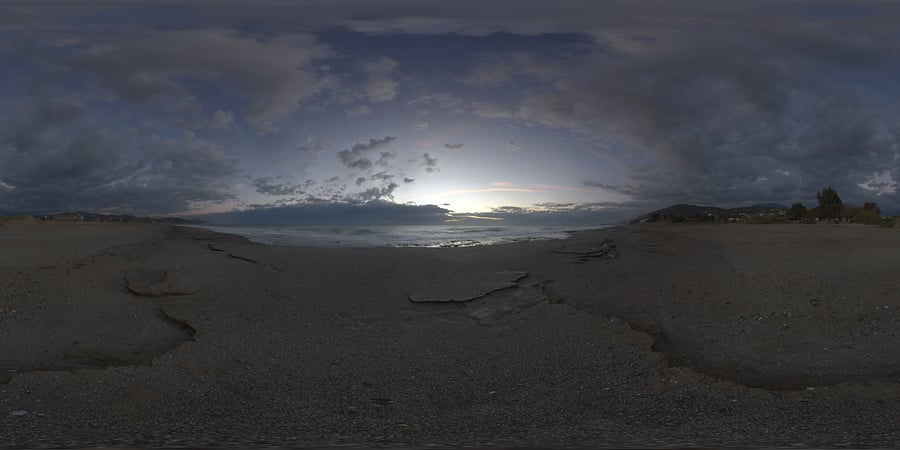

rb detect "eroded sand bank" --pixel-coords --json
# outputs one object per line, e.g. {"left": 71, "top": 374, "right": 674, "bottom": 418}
{"left": 1, "top": 222, "right": 899, "bottom": 447}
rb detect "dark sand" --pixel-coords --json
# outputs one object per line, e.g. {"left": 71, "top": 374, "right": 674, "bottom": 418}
{"left": 2, "top": 221, "right": 900, "bottom": 447}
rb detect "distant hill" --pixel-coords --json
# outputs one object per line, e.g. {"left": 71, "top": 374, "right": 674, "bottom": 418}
{"left": 0, "top": 215, "right": 42, "bottom": 226}
{"left": 31, "top": 212, "right": 207, "bottom": 225}
{"left": 726, "top": 203, "right": 789, "bottom": 214}
{"left": 633, "top": 203, "right": 788, "bottom": 223}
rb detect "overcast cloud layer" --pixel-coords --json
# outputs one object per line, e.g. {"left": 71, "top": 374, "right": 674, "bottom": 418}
{"left": 1, "top": 1, "right": 899, "bottom": 222}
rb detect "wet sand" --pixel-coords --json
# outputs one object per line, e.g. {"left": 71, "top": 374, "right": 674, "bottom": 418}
{"left": 2, "top": 221, "right": 900, "bottom": 447}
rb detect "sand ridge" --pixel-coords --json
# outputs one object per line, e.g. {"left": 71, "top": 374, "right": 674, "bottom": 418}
{"left": 1, "top": 222, "right": 900, "bottom": 447}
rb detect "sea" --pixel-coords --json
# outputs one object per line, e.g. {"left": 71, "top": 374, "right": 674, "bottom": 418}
{"left": 187, "top": 224, "right": 611, "bottom": 248}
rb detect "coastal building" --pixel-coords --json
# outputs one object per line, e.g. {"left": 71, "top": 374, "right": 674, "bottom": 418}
{"left": 51, "top": 213, "right": 83, "bottom": 222}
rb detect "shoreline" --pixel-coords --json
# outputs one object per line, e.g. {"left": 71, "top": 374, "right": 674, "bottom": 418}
{"left": 2, "top": 222, "right": 900, "bottom": 447}
{"left": 179, "top": 222, "right": 618, "bottom": 249}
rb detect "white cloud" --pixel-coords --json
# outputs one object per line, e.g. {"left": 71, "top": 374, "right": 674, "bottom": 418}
{"left": 470, "top": 102, "right": 514, "bottom": 120}
{"left": 858, "top": 171, "right": 898, "bottom": 196}
{"left": 408, "top": 94, "right": 464, "bottom": 110}
{"left": 210, "top": 110, "right": 235, "bottom": 129}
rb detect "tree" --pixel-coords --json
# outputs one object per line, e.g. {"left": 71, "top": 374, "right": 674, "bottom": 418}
{"left": 862, "top": 202, "right": 881, "bottom": 215}
{"left": 854, "top": 201, "right": 883, "bottom": 225}
{"left": 816, "top": 187, "right": 843, "bottom": 219}
{"left": 788, "top": 202, "right": 807, "bottom": 220}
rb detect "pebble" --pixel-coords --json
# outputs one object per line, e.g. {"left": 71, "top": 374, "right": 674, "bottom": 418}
{"left": 10, "top": 409, "right": 27, "bottom": 417}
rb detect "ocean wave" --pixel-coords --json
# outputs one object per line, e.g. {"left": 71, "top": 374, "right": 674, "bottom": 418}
{"left": 192, "top": 224, "right": 607, "bottom": 248}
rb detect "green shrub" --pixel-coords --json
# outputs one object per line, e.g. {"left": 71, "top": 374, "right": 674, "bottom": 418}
{"left": 748, "top": 215, "right": 785, "bottom": 224}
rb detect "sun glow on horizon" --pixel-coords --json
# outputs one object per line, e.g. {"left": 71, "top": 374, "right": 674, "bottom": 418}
{"left": 407, "top": 184, "right": 544, "bottom": 213}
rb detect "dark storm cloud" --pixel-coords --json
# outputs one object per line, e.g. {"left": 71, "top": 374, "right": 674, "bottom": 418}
{"left": 0, "top": 0, "right": 643, "bottom": 36}
{"left": 375, "top": 152, "right": 396, "bottom": 167}
{"left": 0, "top": 136, "right": 239, "bottom": 214}
{"left": 359, "top": 57, "right": 399, "bottom": 103}
{"left": 252, "top": 177, "right": 308, "bottom": 196}
{"left": 2, "top": 95, "right": 85, "bottom": 154}
{"left": 62, "top": 29, "right": 333, "bottom": 132}
{"left": 0, "top": 98, "right": 239, "bottom": 213}
{"left": 341, "top": 156, "right": 372, "bottom": 171}
{"left": 420, "top": 153, "right": 439, "bottom": 173}
{"left": 197, "top": 201, "right": 450, "bottom": 226}
{"left": 336, "top": 136, "right": 397, "bottom": 170}
{"left": 345, "top": 106, "right": 371, "bottom": 116}
{"left": 444, "top": 143, "right": 464, "bottom": 150}
{"left": 296, "top": 138, "right": 335, "bottom": 153}
{"left": 357, "top": 182, "right": 399, "bottom": 202}
{"left": 5, "top": 0, "right": 900, "bottom": 216}
{"left": 443, "top": 5, "right": 900, "bottom": 211}
{"left": 209, "top": 110, "right": 235, "bottom": 130}
{"left": 351, "top": 169, "right": 400, "bottom": 203}
{"left": 370, "top": 171, "right": 394, "bottom": 183}
{"left": 583, "top": 182, "right": 636, "bottom": 196}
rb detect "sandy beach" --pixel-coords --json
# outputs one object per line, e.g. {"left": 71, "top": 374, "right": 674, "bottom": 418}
{"left": 2, "top": 221, "right": 900, "bottom": 447}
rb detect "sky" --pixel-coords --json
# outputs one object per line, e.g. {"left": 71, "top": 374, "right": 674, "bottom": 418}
{"left": 1, "top": 0, "right": 899, "bottom": 224}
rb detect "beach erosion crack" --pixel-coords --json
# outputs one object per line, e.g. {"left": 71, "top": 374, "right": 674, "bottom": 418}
{"left": 4, "top": 222, "right": 900, "bottom": 409}
{"left": 624, "top": 317, "right": 900, "bottom": 390}
{"left": 1, "top": 304, "right": 196, "bottom": 384}
{"left": 0, "top": 235, "right": 199, "bottom": 384}
{"left": 408, "top": 271, "right": 552, "bottom": 325}
{"left": 404, "top": 235, "right": 900, "bottom": 391}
